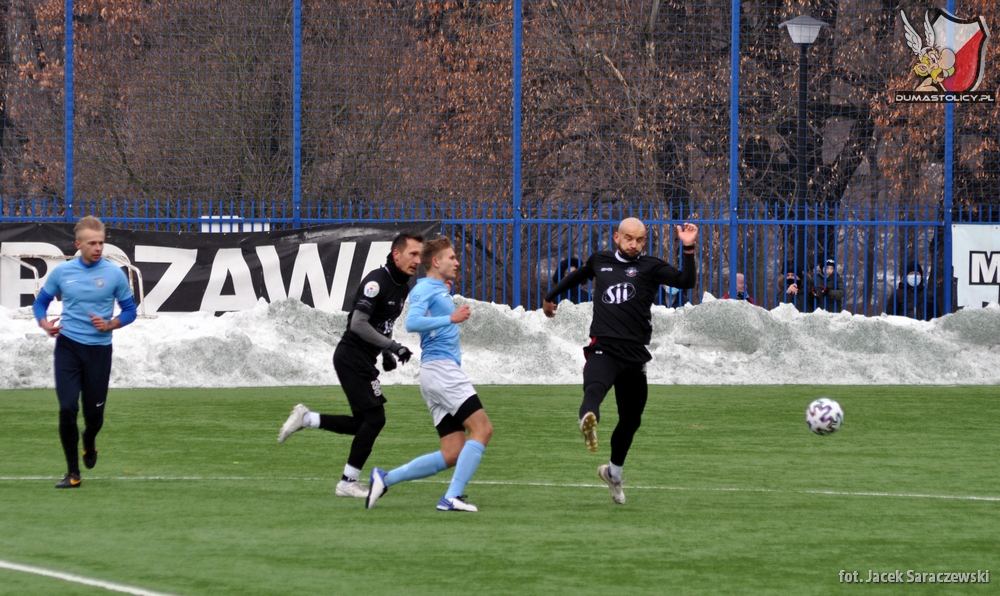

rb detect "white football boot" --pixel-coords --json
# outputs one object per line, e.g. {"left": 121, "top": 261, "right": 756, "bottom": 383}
{"left": 436, "top": 496, "right": 478, "bottom": 512}
{"left": 597, "top": 464, "right": 625, "bottom": 504}
{"left": 278, "top": 404, "right": 309, "bottom": 443}
{"left": 335, "top": 480, "right": 369, "bottom": 498}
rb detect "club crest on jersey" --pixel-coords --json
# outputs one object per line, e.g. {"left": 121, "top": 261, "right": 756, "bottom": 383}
{"left": 94, "top": 277, "right": 105, "bottom": 288}
{"left": 626, "top": 267, "right": 638, "bottom": 277}
{"left": 364, "top": 281, "right": 380, "bottom": 298}
{"left": 603, "top": 282, "right": 636, "bottom": 304}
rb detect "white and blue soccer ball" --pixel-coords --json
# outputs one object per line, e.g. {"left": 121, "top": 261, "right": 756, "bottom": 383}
{"left": 806, "top": 398, "right": 843, "bottom": 435}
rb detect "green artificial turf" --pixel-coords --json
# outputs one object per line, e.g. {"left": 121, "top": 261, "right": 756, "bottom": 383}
{"left": 1, "top": 386, "right": 997, "bottom": 595}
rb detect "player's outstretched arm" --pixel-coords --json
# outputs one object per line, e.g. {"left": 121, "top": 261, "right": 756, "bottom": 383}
{"left": 675, "top": 222, "right": 699, "bottom": 246}
{"left": 542, "top": 260, "right": 593, "bottom": 317}
{"left": 659, "top": 223, "right": 699, "bottom": 290}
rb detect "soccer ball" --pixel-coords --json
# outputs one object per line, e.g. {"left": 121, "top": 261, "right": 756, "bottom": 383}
{"left": 806, "top": 398, "right": 843, "bottom": 435}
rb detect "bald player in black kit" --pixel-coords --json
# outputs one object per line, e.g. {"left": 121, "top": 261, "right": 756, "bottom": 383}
{"left": 543, "top": 218, "right": 699, "bottom": 504}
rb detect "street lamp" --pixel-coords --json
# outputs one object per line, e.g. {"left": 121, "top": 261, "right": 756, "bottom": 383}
{"left": 780, "top": 15, "right": 827, "bottom": 272}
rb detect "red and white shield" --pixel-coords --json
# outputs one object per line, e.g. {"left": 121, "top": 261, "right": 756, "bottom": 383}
{"left": 930, "top": 8, "right": 991, "bottom": 92}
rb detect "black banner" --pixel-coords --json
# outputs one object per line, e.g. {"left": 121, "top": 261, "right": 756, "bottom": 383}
{"left": 0, "top": 222, "right": 439, "bottom": 313}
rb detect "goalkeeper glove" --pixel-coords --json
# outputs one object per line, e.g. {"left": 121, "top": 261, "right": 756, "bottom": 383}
{"left": 388, "top": 342, "right": 413, "bottom": 365}
{"left": 381, "top": 349, "right": 397, "bottom": 372}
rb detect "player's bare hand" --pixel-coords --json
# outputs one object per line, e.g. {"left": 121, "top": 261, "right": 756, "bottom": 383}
{"left": 90, "top": 313, "right": 118, "bottom": 332}
{"left": 39, "top": 316, "right": 62, "bottom": 338}
{"left": 786, "top": 283, "right": 799, "bottom": 295}
{"left": 542, "top": 300, "right": 558, "bottom": 318}
{"left": 675, "top": 223, "right": 699, "bottom": 246}
{"left": 450, "top": 305, "right": 471, "bottom": 324}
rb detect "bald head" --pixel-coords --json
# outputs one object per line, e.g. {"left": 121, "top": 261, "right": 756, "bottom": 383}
{"left": 614, "top": 217, "right": 647, "bottom": 259}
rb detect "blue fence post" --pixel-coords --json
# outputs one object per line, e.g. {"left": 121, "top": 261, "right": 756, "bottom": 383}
{"left": 727, "top": 0, "right": 741, "bottom": 299}
{"left": 292, "top": 0, "right": 302, "bottom": 229}
{"left": 64, "top": 0, "right": 74, "bottom": 222}
{"left": 942, "top": 0, "right": 955, "bottom": 314}
{"left": 512, "top": 0, "right": 523, "bottom": 307}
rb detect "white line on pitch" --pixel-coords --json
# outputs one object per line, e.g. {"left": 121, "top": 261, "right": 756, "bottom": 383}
{"left": 0, "top": 559, "right": 180, "bottom": 596}
{"left": 2, "top": 475, "right": 997, "bottom": 502}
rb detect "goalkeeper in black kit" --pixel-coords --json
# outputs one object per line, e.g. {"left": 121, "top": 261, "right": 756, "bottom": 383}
{"left": 277, "top": 233, "right": 423, "bottom": 499}
{"left": 543, "top": 218, "right": 698, "bottom": 505}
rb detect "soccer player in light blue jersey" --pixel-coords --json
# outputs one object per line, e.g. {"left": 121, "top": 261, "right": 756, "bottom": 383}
{"left": 366, "top": 237, "right": 493, "bottom": 512}
{"left": 33, "top": 216, "right": 137, "bottom": 489}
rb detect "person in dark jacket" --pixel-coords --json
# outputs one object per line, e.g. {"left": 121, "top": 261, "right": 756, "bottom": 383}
{"left": 888, "top": 262, "right": 939, "bottom": 320}
{"left": 552, "top": 257, "right": 590, "bottom": 303}
{"left": 810, "top": 259, "right": 844, "bottom": 312}
{"left": 776, "top": 262, "right": 809, "bottom": 312}
{"left": 658, "top": 284, "right": 683, "bottom": 308}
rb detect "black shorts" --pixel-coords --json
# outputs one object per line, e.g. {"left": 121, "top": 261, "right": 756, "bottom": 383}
{"left": 434, "top": 394, "right": 484, "bottom": 438}
{"left": 582, "top": 347, "right": 646, "bottom": 394}
{"left": 54, "top": 335, "right": 113, "bottom": 413}
{"left": 333, "top": 342, "right": 386, "bottom": 411}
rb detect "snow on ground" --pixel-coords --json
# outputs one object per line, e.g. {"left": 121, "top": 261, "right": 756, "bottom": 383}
{"left": 3, "top": 295, "right": 1000, "bottom": 388}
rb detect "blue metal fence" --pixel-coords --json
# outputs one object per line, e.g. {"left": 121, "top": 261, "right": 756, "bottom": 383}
{"left": 6, "top": 196, "right": 993, "bottom": 318}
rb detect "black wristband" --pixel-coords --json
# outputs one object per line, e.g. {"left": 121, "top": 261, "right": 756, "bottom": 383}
{"left": 682, "top": 244, "right": 696, "bottom": 252}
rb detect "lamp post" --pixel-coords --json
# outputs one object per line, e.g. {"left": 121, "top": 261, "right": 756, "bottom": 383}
{"left": 779, "top": 15, "right": 827, "bottom": 272}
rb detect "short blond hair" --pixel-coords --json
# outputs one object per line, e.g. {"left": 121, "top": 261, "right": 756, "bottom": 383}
{"left": 74, "top": 216, "right": 105, "bottom": 239}
{"left": 421, "top": 237, "right": 453, "bottom": 270}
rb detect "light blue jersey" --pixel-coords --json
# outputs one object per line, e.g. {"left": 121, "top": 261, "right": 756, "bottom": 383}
{"left": 405, "top": 277, "right": 461, "bottom": 365}
{"left": 33, "top": 257, "right": 136, "bottom": 346}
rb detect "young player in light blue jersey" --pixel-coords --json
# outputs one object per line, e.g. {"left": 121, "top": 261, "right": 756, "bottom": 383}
{"left": 366, "top": 237, "right": 493, "bottom": 512}
{"left": 33, "top": 216, "right": 137, "bottom": 489}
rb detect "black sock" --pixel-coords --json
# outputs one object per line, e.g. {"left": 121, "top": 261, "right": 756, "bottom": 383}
{"left": 59, "top": 409, "right": 80, "bottom": 475}
{"left": 346, "top": 406, "right": 386, "bottom": 471}
{"left": 580, "top": 383, "right": 606, "bottom": 421}
{"left": 81, "top": 427, "right": 95, "bottom": 453}
{"left": 318, "top": 414, "right": 361, "bottom": 435}
{"left": 340, "top": 475, "right": 354, "bottom": 483}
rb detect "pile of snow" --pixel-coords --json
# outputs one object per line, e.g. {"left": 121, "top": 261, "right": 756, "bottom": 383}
{"left": 3, "top": 296, "right": 1000, "bottom": 388}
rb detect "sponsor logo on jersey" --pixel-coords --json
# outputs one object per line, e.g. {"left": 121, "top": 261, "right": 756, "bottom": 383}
{"left": 364, "top": 281, "right": 380, "bottom": 297}
{"left": 626, "top": 267, "right": 638, "bottom": 277}
{"left": 602, "top": 282, "right": 636, "bottom": 304}
{"left": 378, "top": 320, "right": 394, "bottom": 335}
{"left": 600, "top": 267, "right": 613, "bottom": 272}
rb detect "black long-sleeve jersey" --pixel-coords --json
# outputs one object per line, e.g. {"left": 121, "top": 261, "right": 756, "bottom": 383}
{"left": 340, "top": 257, "right": 412, "bottom": 360}
{"left": 545, "top": 250, "right": 697, "bottom": 359}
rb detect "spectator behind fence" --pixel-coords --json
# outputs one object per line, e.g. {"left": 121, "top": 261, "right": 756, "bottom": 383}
{"left": 552, "top": 257, "right": 590, "bottom": 303}
{"left": 810, "top": 259, "right": 844, "bottom": 312}
{"left": 776, "top": 263, "right": 808, "bottom": 311}
{"left": 659, "top": 284, "right": 683, "bottom": 308}
{"left": 888, "top": 262, "right": 939, "bottom": 321}
{"left": 722, "top": 272, "right": 755, "bottom": 304}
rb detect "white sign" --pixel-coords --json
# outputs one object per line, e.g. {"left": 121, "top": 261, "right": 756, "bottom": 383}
{"left": 952, "top": 224, "right": 1000, "bottom": 308}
